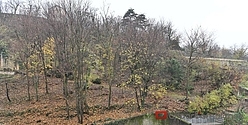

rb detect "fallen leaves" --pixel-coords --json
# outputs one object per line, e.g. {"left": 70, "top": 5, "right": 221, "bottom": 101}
{"left": 0, "top": 77, "right": 187, "bottom": 125}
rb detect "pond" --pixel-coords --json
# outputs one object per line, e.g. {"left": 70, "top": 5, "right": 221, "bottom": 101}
{"left": 105, "top": 113, "right": 191, "bottom": 125}
{"left": 178, "top": 114, "right": 224, "bottom": 125}
{"left": 105, "top": 112, "right": 225, "bottom": 125}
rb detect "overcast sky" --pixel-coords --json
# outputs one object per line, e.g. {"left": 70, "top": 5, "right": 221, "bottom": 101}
{"left": 91, "top": 0, "right": 248, "bottom": 48}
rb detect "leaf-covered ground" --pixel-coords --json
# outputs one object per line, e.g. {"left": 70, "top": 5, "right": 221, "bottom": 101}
{"left": 0, "top": 74, "right": 190, "bottom": 125}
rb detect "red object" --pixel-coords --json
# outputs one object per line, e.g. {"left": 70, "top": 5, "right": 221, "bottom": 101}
{"left": 155, "top": 110, "right": 168, "bottom": 120}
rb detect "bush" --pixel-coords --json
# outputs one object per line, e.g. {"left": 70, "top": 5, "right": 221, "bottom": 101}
{"left": 187, "top": 96, "right": 207, "bottom": 113}
{"left": 163, "top": 58, "right": 185, "bottom": 89}
{"left": 148, "top": 84, "right": 167, "bottom": 100}
{"left": 206, "top": 62, "right": 241, "bottom": 89}
{"left": 91, "top": 78, "right": 101, "bottom": 84}
{"left": 204, "top": 90, "right": 221, "bottom": 110}
{"left": 188, "top": 83, "right": 237, "bottom": 114}
{"left": 240, "top": 74, "right": 248, "bottom": 88}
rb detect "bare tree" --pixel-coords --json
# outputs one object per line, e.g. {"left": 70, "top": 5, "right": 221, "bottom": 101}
{"left": 197, "top": 30, "right": 217, "bottom": 57}
{"left": 6, "top": 0, "right": 22, "bottom": 14}
{"left": 138, "top": 20, "right": 170, "bottom": 106}
{"left": 231, "top": 44, "right": 248, "bottom": 60}
{"left": 183, "top": 26, "right": 215, "bottom": 100}
{"left": 165, "top": 22, "right": 182, "bottom": 50}
{"left": 45, "top": 0, "right": 95, "bottom": 123}
{"left": 14, "top": 16, "right": 36, "bottom": 101}
{"left": 95, "top": 5, "right": 121, "bottom": 109}
{"left": 220, "top": 46, "right": 232, "bottom": 59}
{"left": 43, "top": 1, "right": 72, "bottom": 119}
{"left": 13, "top": 0, "right": 48, "bottom": 101}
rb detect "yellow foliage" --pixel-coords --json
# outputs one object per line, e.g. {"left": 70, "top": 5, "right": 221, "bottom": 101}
{"left": 125, "top": 99, "right": 136, "bottom": 106}
{"left": 42, "top": 37, "right": 55, "bottom": 70}
{"left": 188, "top": 83, "right": 237, "bottom": 113}
{"left": 26, "top": 49, "right": 42, "bottom": 76}
{"left": 148, "top": 84, "right": 167, "bottom": 100}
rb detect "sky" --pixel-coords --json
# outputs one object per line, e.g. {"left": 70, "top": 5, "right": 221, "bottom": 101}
{"left": 91, "top": 0, "right": 248, "bottom": 48}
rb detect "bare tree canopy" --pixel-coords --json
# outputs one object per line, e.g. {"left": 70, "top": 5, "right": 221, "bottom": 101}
{"left": 183, "top": 26, "right": 217, "bottom": 58}
{"left": 231, "top": 44, "right": 248, "bottom": 59}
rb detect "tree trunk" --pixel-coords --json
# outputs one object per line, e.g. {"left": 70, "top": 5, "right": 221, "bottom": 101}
{"left": 65, "top": 97, "right": 70, "bottom": 119}
{"left": 140, "top": 86, "right": 146, "bottom": 107}
{"left": 83, "top": 67, "right": 90, "bottom": 114}
{"left": 77, "top": 81, "right": 83, "bottom": 124}
{"left": 108, "top": 83, "right": 112, "bottom": 109}
{"left": 34, "top": 74, "right": 39, "bottom": 101}
{"left": 186, "top": 64, "right": 190, "bottom": 100}
{"left": 75, "top": 76, "right": 82, "bottom": 123}
{"left": 27, "top": 74, "right": 30, "bottom": 101}
{"left": 141, "top": 79, "right": 149, "bottom": 107}
{"left": 76, "top": 94, "right": 83, "bottom": 124}
{"left": 5, "top": 82, "right": 11, "bottom": 102}
{"left": 44, "top": 68, "right": 49, "bottom": 94}
{"left": 63, "top": 75, "right": 70, "bottom": 119}
{"left": 75, "top": 57, "right": 84, "bottom": 124}
{"left": 76, "top": 87, "right": 80, "bottom": 122}
{"left": 26, "top": 60, "right": 31, "bottom": 101}
{"left": 186, "top": 67, "right": 190, "bottom": 100}
{"left": 79, "top": 96, "right": 83, "bottom": 124}
{"left": 83, "top": 95, "right": 89, "bottom": 114}
{"left": 186, "top": 46, "right": 194, "bottom": 100}
{"left": 41, "top": 52, "right": 49, "bottom": 94}
{"left": 134, "top": 88, "right": 141, "bottom": 111}
{"left": 63, "top": 75, "right": 69, "bottom": 97}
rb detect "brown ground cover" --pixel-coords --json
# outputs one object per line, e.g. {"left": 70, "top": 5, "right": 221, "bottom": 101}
{"left": 0, "top": 75, "right": 188, "bottom": 125}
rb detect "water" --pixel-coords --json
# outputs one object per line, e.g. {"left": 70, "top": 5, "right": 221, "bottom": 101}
{"left": 179, "top": 114, "right": 224, "bottom": 125}
{"left": 105, "top": 113, "right": 224, "bottom": 125}
{"left": 105, "top": 113, "right": 190, "bottom": 125}
{"left": 125, "top": 115, "right": 169, "bottom": 125}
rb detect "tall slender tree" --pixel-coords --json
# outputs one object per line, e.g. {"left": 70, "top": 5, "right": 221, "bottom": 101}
{"left": 183, "top": 27, "right": 215, "bottom": 100}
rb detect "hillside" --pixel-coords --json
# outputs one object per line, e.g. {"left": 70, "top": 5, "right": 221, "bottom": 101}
{"left": 0, "top": 74, "right": 186, "bottom": 125}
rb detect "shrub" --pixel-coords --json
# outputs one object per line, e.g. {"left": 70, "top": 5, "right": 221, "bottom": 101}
{"left": 164, "top": 58, "right": 185, "bottom": 89}
{"left": 187, "top": 96, "right": 207, "bottom": 113}
{"left": 206, "top": 62, "right": 241, "bottom": 89}
{"left": 91, "top": 78, "right": 101, "bottom": 84}
{"left": 219, "top": 83, "right": 237, "bottom": 106}
{"left": 188, "top": 83, "right": 237, "bottom": 113}
{"left": 204, "top": 90, "right": 221, "bottom": 110}
{"left": 148, "top": 84, "right": 167, "bottom": 100}
{"left": 240, "top": 74, "right": 248, "bottom": 88}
